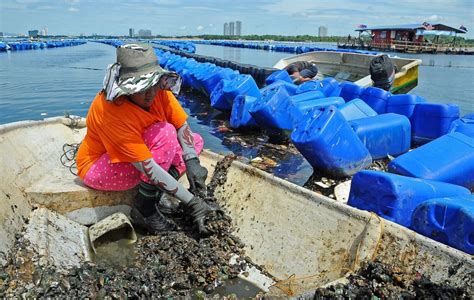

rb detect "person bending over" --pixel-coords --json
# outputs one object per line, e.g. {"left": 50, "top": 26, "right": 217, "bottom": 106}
{"left": 76, "top": 44, "right": 217, "bottom": 235}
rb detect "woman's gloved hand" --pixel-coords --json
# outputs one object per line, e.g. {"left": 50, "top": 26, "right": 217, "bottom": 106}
{"left": 185, "top": 158, "right": 208, "bottom": 197}
{"left": 184, "top": 196, "right": 222, "bottom": 236}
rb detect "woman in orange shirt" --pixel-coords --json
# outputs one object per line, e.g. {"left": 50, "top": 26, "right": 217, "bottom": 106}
{"left": 76, "top": 44, "right": 219, "bottom": 235}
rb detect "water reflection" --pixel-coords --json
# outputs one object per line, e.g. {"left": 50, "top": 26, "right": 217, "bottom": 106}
{"left": 177, "top": 89, "right": 313, "bottom": 185}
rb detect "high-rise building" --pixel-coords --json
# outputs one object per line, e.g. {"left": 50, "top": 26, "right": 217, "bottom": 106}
{"left": 138, "top": 29, "right": 152, "bottom": 37}
{"left": 223, "top": 23, "right": 229, "bottom": 35}
{"left": 318, "top": 26, "right": 328, "bottom": 37}
{"left": 39, "top": 27, "right": 48, "bottom": 36}
{"left": 129, "top": 28, "right": 134, "bottom": 37}
{"left": 229, "top": 22, "right": 235, "bottom": 36}
{"left": 236, "top": 21, "right": 242, "bottom": 36}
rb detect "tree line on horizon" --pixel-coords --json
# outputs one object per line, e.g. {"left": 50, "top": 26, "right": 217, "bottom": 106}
{"left": 4, "top": 34, "right": 474, "bottom": 45}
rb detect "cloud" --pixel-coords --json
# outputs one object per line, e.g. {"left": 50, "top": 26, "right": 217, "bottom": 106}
{"left": 64, "top": 0, "right": 80, "bottom": 3}
{"left": 196, "top": 25, "right": 204, "bottom": 31}
{"left": 425, "top": 15, "right": 443, "bottom": 22}
{"left": 68, "top": 7, "right": 79, "bottom": 12}
{"left": 180, "top": 26, "right": 186, "bottom": 30}
{"left": 37, "top": 5, "right": 55, "bottom": 10}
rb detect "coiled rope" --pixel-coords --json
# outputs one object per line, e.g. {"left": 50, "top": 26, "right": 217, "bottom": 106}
{"left": 60, "top": 143, "right": 80, "bottom": 176}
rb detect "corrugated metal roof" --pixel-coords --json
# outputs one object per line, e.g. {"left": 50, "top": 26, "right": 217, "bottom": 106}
{"left": 355, "top": 23, "right": 466, "bottom": 34}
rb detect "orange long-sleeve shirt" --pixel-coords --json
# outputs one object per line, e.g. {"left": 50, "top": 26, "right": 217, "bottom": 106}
{"left": 76, "top": 90, "right": 187, "bottom": 179}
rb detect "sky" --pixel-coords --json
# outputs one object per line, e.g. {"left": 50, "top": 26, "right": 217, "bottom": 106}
{"left": 1, "top": 0, "right": 473, "bottom": 38}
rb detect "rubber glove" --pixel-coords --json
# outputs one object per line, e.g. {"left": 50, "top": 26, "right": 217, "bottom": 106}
{"left": 185, "top": 158, "right": 208, "bottom": 197}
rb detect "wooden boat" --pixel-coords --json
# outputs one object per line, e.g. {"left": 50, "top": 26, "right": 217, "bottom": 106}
{"left": 273, "top": 51, "right": 421, "bottom": 94}
{"left": 0, "top": 117, "right": 471, "bottom": 297}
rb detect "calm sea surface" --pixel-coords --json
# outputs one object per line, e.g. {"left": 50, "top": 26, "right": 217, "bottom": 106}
{"left": 0, "top": 41, "right": 472, "bottom": 184}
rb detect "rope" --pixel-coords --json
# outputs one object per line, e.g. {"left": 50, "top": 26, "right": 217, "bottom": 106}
{"left": 369, "top": 212, "right": 385, "bottom": 261}
{"left": 64, "top": 112, "right": 83, "bottom": 131}
{"left": 60, "top": 143, "right": 81, "bottom": 176}
{"left": 60, "top": 113, "right": 84, "bottom": 175}
{"left": 272, "top": 211, "right": 386, "bottom": 296}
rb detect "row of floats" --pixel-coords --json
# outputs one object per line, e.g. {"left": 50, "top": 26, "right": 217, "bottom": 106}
{"left": 0, "top": 40, "right": 87, "bottom": 52}
{"left": 101, "top": 40, "right": 474, "bottom": 255}
{"left": 192, "top": 39, "right": 377, "bottom": 55}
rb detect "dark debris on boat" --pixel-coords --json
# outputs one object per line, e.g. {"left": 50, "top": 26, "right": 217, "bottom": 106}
{"left": 313, "top": 260, "right": 472, "bottom": 300}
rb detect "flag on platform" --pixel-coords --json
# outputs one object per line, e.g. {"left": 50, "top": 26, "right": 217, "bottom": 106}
{"left": 357, "top": 24, "right": 367, "bottom": 29}
{"left": 422, "top": 22, "right": 434, "bottom": 30}
{"left": 460, "top": 25, "right": 468, "bottom": 32}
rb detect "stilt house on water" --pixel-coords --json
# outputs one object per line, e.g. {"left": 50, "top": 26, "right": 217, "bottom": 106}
{"left": 338, "top": 23, "right": 472, "bottom": 55}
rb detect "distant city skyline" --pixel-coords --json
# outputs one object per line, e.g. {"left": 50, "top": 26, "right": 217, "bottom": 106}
{"left": 1, "top": 0, "right": 473, "bottom": 38}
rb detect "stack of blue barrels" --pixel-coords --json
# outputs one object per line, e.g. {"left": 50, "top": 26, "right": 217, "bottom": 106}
{"left": 151, "top": 40, "right": 196, "bottom": 53}
{"left": 193, "top": 40, "right": 377, "bottom": 55}
{"left": 0, "top": 39, "right": 86, "bottom": 52}
{"left": 99, "top": 40, "right": 474, "bottom": 255}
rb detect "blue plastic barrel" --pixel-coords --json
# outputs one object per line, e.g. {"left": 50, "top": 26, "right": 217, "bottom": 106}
{"left": 249, "top": 84, "right": 297, "bottom": 131}
{"left": 295, "top": 80, "right": 321, "bottom": 94}
{"left": 386, "top": 94, "right": 426, "bottom": 118}
{"left": 265, "top": 70, "right": 293, "bottom": 85}
{"left": 230, "top": 95, "right": 259, "bottom": 129}
{"left": 347, "top": 170, "right": 471, "bottom": 227}
{"left": 289, "top": 91, "right": 325, "bottom": 104}
{"left": 291, "top": 106, "right": 372, "bottom": 177}
{"left": 201, "top": 68, "right": 237, "bottom": 96}
{"left": 339, "top": 98, "right": 378, "bottom": 121}
{"left": 339, "top": 82, "right": 364, "bottom": 102}
{"left": 261, "top": 80, "right": 298, "bottom": 96}
{"left": 319, "top": 78, "right": 341, "bottom": 97}
{"left": 210, "top": 80, "right": 233, "bottom": 110}
{"left": 411, "top": 195, "right": 474, "bottom": 254}
{"left": 223, "top": 74, "right": 260, "bottom": 100}
{"left": 388, "top": 132, "right": 474, "bottom": 189}
{"left": 359, "top": 87, "right": 391, "bottom": 114}
{"left": 349, "top": 113, "right": 411, "bottom": 159}
{"left": 294, "top": 97, "right": 345, "bottom": 113}
{"left": 448, "top": 113, "right": 474, "bottom": 138}
{"left": 410, "top": 103, "right": 460, "bottom": 144}
{"left": 296, "top": 78, "right": 341, "bottom": 97}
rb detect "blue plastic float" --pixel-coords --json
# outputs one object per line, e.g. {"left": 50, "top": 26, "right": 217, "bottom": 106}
{"left": 265, "top": 70, "right": 293, "bottom": 85}
{"left": 249, "top": 84, "right": 297, "bottom": 131}
{"left": 349, "top": 113, "right": 411, "bottom": 159}
{"left": 339, "top": 82, "right": 365, "bottom": 102}
{"left": 359, "top": 87, "right": 391, "bottom": 114}
{"left": 289, "top": 91, "right": 325, "bottom": 104}
{"left": 339, "top": 98, "right": 378, "bottom": 121}
{"left": 448, "top": 113, "right": 474, "bottom": 138}
{"left": 261, "top": 80, "right": 298, "bottom": 96}
{"left": 347, "top": 170, "right": 471, "bottom": 227}
{"left": 410, "top": 102, "right": 460, "bottom": 144}
{"left": 293, "top": 97, "right": 345, "bottom": 114}
{"left": 388, "top": 132, "right": 474, "bottom": 189}
{"left": 296, "top": 78, "right": 341, "bottom": 97}
{"left": 230, "top": 95, "right": 259, "bottom": 129}
{"left": 291, "top": 106, "right": 372, "bottom": 177}
{"left": 411, "top": 195, "right": 474, "bottom": 254}
{"left": 386, "top": 94, "right": 426, "bottom": 118}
